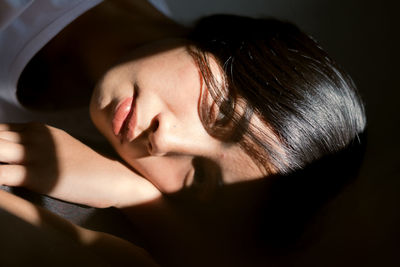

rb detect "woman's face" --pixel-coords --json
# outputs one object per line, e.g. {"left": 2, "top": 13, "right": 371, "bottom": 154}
{"left": 90, "top": 40, "right": 263, "bottom": 194}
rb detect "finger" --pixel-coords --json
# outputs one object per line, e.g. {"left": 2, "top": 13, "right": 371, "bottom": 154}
{"left": 0, "top": 123, "right": 27, "bottom": 132}
{"left": 0, "top": 164, "right": 27, "bottom": 187}
{"left": 0, "top": 139, "right": 25, "bottom": 163}
{"left": 0, "top": 131, "right": 23, "bottom": 143}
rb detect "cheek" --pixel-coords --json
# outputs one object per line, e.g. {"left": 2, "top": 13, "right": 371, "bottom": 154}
{"left": 90, "top": 83, "right": 112, "bottom": 134}
{"left": 89, "top": 101, "right": 113, "bottom": 145}
{"left": 89, "top": 100, "right": 102, "bottom": 132}
{"left": 117, "top": 139, "right": 149, "bottom": 160}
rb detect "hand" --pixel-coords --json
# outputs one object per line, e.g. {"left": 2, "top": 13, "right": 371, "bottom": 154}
{"left": 0, "top": 123, "right": 161, "bottom": 208}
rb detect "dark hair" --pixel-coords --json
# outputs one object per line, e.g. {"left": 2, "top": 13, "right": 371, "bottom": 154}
{"left": 187, "top": 15, "right": 366, "bottom": 175}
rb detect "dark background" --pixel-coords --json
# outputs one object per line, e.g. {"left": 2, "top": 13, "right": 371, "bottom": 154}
{"left": 1, "top": 1, "right": 398, "bottom": 265}
{"left": 165, "top": 0, "right": 400, "bottom": 265}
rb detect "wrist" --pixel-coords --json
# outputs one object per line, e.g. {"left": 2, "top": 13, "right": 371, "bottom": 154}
{"left": 112, "top": 172, "right": 162, "bottom": 209}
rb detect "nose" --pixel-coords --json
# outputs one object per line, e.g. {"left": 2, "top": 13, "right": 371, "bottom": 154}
{"left": 147, "top": 114, "right": 182, "bottom": 156}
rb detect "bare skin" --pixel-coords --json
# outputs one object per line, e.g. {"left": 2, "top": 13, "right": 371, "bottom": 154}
{"left": 0, "top": 0, "right": 267, "bottom": 266}
{"left": 0, "top": 123, "right": 160, "bottom": 208}
{"left": 2, "top": 0, "right": 186, "bottom": 264}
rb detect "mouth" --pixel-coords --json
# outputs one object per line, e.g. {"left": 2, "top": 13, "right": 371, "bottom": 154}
{"left": 112, "top": 95, "right": 137, "bottom": 142}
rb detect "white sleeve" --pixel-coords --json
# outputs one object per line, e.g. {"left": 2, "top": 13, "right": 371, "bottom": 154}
{"left": 147, "top": 0, "right": 172, "bottom": 18}
{"left": 0, "top": 0, "right": 33, "bottom": 31}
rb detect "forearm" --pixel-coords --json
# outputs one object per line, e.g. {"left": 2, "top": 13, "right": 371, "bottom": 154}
{"left": 0, "top": 189, "right": 158, "bottom": 266}
{"left": 0, "top": 123, "right": 161, "bottom": 209}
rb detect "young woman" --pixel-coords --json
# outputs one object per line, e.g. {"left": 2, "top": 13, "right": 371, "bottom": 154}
{"left": 0, "top": 0, "right": 366, "bottom": 265}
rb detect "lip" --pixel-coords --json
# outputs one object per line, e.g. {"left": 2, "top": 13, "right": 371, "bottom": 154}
{"left": 112, "top": 96, "right": 137, "bottom": 141}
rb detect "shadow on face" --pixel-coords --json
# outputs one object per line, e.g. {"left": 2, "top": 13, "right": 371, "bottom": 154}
{"left": 118, "top": 132, "right": 367, "bottom": 266}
